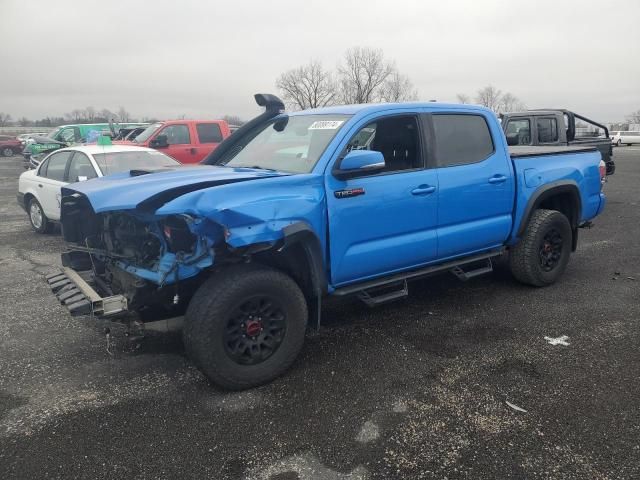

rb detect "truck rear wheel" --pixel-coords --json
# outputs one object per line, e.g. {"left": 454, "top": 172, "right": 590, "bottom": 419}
{"left": 184, "top": 264, "right": 308, "bottom": 390}
{"left": 509, "top": 209, "right": 572, "bottom": 287}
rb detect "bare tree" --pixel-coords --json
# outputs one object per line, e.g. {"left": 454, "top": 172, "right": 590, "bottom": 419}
{"left": 0, "top": 112, "right": 12, "bottom": 127}
{"left": 337, "top": 47, "right": 395, "bottom": 104}
{"left": 222, "top": 115, "right": 245, "bottom": 126}
{"left": 84, "top": 106, "right": 96, "bottom": 122}
{"left": 276, "top": 60, "right": 337, "bottom": 110}
{"left": 499, "top": 92, "right": 526, "bottom": 113}
{"left": 456, "top": 93, "right": 471, "bottom": 104}
{"left": 99, "top": 109, "right": 115, "bottom": 122}
{"left": 626, "top": 109, "right": 640, "bottom": 124}
{"left": 117, "top": 106, "right": 131, "bottom": 122}
{"left": 379, "top": 72, "right": 418, "bottom": 102}
{"left": 475, "top": 86, "right": 503, "bottom": 111}
{"left": 65, "top": 109, "right": 83, "bottom": 122}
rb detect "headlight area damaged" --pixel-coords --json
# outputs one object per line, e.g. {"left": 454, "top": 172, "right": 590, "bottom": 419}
{"left": 57, "top": 192, "right": 220, "bottom": 317}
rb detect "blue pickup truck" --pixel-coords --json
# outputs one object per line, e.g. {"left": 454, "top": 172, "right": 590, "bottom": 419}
{"left": 47, "top": 94, "right": 607, "bottom": 389}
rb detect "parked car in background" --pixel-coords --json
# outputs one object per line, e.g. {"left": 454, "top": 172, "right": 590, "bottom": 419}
{"left": 610, "top": 131, "right": 640, "bottom": 146}
{"left": 0, "top": 135, "right": 23, "bottom": 157}
{"left": 49, "top": 93, "right": 607, "bottom": 389}
{"left": 17, "top": 133, "right": 49, "bottom": 146}
{"left": 23, "top": 123, "right": 148, "bottom": 161}
{"left": 501, "top": 109, "right": 615, "bottom": 175}
{"left": 17, "top": 145, "right": 181, "bottom": 233}
{"left": 121, "top": 120, "right": 231, "bottom": 163}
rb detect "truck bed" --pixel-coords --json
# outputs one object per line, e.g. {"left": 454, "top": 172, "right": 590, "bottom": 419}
{"left": 509, "top": 145, "right": 597, "bottom": 158}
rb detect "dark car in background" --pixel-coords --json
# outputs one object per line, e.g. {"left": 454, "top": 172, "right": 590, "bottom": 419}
{"left": 501, "top": 109, "right": 615, "bottom": 175}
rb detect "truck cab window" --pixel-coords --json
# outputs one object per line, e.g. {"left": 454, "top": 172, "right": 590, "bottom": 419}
{"left": 345, "top": 116, "right": 422, "bottom": 173}
{"left": 196, "top": 123, "right": 223, "bottom": 143}
{"left": 505, "top": 119, "right": 531, "bottom": 145}
{"left": 433, "top": 114, "right": 494, "bottom": 166}
{"left": 537, "top": 118, "right": 558, "bottom": 143}
{"left": 160, "top": 125, "right": 191, "bottom": 145}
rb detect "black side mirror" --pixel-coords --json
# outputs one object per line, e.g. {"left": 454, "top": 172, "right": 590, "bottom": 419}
{"left": 150, "top": 134, "right": 169, "bottom": 148}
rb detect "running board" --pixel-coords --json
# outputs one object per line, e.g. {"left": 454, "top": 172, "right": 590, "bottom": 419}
{"left": 357, "top": 280, "right": 408, "bottom": 307}
{"left": 449, "top": 258, "right": 493, "bottom": 281}
{"left": 333, "top": 248, "right": 504, "bottom": 297}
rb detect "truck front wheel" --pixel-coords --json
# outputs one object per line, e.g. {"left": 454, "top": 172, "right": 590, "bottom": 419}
{"left": 184, "top": 264, "right": 308, "bottom": 390}
{"left": 509, "top": 209, "right": 572, "bottom": 287}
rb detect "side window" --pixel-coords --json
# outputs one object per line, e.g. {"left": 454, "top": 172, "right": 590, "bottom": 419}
{"left": 433, "top": 114, "right": 494, "bottom": 167}
{"left": 537, "top": 117, "right": 558, "bottom": 143}
{"left": 42, "top": 151, "right": 73, "bottom": 181}
{"left": 196, "top": 123, "right": 223, "bottom": 143}
{"left": 67, "top": 153, "right": 97, "bottom": 182}
{"left": 343, "top": 115, "right": 422, "bottom": 174}
{"left": 37, "top": 158, "right": 49, "bottom": 177}
{"left": 159, "top": 124, "right": 191, "bottom": 145}
{"left": 505, "top": 119, "right": 531, "bottom": 145}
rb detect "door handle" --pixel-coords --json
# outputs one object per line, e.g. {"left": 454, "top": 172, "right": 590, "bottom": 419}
{"left": 488, "top": 175, "right": 508, "bottom": 184}
{"left": 38, "top": 184, "right": 43, "bottom": 188}
{"left": 411, "top": 185, "right": 436, "bottom": 195}
{"left": 189, "top": 147, "right": 197, "bottom": 154}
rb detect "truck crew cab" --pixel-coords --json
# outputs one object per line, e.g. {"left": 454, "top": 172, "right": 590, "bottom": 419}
{"left": 119, "top": 119, "right": 231, "bottom": 164}
{"left": 48, "top": 94, "right": 607, "bottom": 390}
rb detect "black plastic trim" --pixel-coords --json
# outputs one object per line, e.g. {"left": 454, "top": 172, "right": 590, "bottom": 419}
{"left": 516, "top": 180, "right": 582, "bottom": 237}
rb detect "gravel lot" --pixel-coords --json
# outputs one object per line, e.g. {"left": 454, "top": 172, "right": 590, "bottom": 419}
{"left": 1, "top": 149, "right": 639, "bottom": 479}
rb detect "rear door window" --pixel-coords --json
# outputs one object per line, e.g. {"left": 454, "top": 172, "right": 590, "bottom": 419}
{"left": 537, "top": 118, "right": 559, "bottom": 143}
{"left": 67, "top": 152, "right": 97, "bottom": 182}
{"left": 42, "top": 151, "right": 73, "bottom": 181}
{"left": 433, "top": 114, "right": 494, "bottom": 167}
{"left": 196, "top": 123, "right": 223, "bottom": 143}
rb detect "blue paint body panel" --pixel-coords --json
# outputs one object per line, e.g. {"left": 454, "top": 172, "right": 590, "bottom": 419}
{"left": 63, "top": 102, "right": 606, "bottom": 290}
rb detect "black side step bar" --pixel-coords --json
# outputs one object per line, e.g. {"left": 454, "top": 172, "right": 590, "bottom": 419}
{"left": 333, "top": 248, "right": 504, "bottom": 297}
{"left": 449, "top": 258, "right": 493, "bottom": 281}
{"left": 357, "top": 280, "right": 408, "bottom": 307}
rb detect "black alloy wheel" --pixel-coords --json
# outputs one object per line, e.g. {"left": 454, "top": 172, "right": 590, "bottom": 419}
{"left": 539, "top": 228, "right": 563, "bottom": 272}
{"left": 224, "top": 295, "right": 287, "bottom": 365}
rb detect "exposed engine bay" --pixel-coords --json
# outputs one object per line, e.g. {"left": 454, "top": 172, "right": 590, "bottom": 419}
{"left": 61, "top": 197, "right": 219, "bottom": 315}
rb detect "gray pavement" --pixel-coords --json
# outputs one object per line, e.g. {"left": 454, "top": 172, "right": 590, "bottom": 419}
{"left": 1, "top": 149, "right": 639, "bottom": 479}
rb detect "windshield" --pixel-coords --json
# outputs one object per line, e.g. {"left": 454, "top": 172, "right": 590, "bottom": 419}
{"left": 46, "top": 127, "right": 62, "bottom": 140}
{"left": 224, "top": 114, "right": 351, "bottom": 173}
{"left": 93, "top": 150, "right": 180, "bottom": 175}
{"left": 134, "top": 123, "right": 163, "bottom": 143}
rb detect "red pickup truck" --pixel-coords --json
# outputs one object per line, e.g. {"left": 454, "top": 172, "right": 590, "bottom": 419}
{"left": 117, "top": 120, "right": 230, "bottom": 164}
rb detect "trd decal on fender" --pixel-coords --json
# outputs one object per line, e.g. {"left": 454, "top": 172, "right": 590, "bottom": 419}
{"left": 334, "top": 187, "right": 365, "bottom": 199}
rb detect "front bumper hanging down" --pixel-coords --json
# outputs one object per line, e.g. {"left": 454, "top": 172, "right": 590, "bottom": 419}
{"left": 46, "top": 268, "right": 128, "bottom": 317}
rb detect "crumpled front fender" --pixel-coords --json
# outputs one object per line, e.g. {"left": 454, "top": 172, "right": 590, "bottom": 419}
{"left": 156, "top": 173, "right": 327, "bottom": 251}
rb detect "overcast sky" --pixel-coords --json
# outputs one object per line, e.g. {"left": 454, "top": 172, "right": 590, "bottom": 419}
{"left": 0, "top": 0, "right": 638, "bottom": 123}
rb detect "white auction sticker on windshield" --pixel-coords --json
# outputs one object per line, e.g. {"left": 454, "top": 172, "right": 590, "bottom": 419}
{"left": 308, "top": 120, "right": 344, "bottom": 130}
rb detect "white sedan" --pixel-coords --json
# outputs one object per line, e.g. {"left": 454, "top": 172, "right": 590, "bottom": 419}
{"left": 17, "top": 144, "right": 181, "bottom": 233}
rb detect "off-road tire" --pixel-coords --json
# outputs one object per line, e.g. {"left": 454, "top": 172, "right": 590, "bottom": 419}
{"left": 28, "top": 197, "right": 53, "bottom": 234}
{"left": 184, "top": 263, "right": 308, "bottom": 390}
{"left": 509, "top": 209, "right": 572, "bottom": 287}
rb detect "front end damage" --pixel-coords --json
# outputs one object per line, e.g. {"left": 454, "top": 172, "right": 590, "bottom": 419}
{"left": 52, "top": 194, "right": 224, "bottom": 320}
{"left": 50, "top": 169, "right": 326, "bottom": 323}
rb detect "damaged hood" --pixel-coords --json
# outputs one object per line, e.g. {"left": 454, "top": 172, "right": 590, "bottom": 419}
{"left": 63, "top": 165, "right": 289, "bottom": 213}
